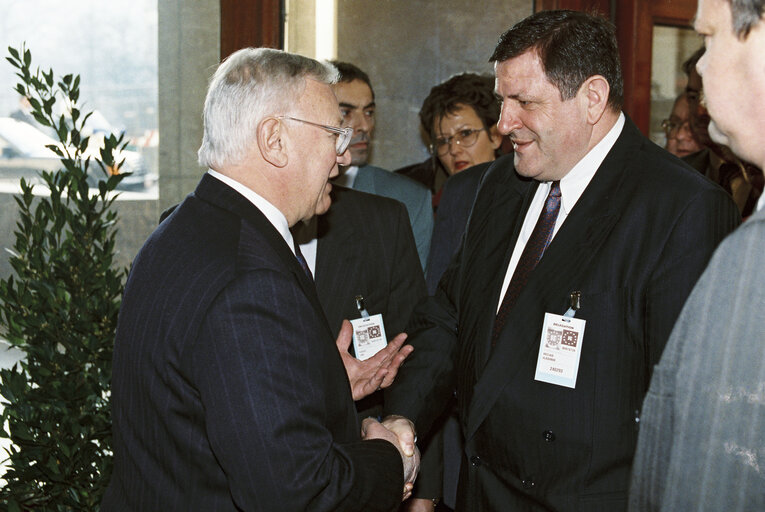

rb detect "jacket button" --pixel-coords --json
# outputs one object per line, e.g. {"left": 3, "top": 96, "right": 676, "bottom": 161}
{"left": 522, "top": 477, "right": 535, "bottom": 489}
{"left": 469, "top": 455, "right": 482, "bottom": 467}
{"left": 542, "top": 430, "right": 555, "bottom": 442}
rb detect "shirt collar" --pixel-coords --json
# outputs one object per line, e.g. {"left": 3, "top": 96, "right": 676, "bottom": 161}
{"left": 206, "top": 169, "right": 295, "bottom": 254}
{"left": 334, "top": 165, "right": 359, "bottom": 188}
{"left": 558, "top": 112, "right": 625, "bottom": 215}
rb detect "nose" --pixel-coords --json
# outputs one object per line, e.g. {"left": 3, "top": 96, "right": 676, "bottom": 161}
{"left": 676, "top": 121, "right": 693, "bottom": 140}
{"left": 348, "top": 111, "right": 369, "bottom": 134}
{"left": 448, "top": 137, "right": 464, "bottom": 155}
{"left": 337, "top": 148, "right": 351, "bottom": 166}
{"left": 497, "top": 103, "right": 522, "bottom": 135}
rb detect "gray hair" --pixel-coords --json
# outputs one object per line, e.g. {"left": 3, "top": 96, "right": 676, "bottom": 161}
{"left": 727, "top": 0, "right": 764, "bottom": 39}
{"left": 198, "top": 48, "right": 339, "bottom": 169}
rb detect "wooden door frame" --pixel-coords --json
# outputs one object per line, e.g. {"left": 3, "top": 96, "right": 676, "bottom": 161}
{"left": 220, "top": 0, "right": 282, "bottom": 61}
{"left": 535, "top": 0, "right": 697, "bottom": 135}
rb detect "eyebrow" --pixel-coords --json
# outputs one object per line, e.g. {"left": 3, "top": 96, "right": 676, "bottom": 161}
{"left": 339, "top": 101, "right": 376, "bottom": 110}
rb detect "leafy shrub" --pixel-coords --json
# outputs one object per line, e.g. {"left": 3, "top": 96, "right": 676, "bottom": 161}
{"left": 0, "top": 45, "right": 128, "bottom": 511}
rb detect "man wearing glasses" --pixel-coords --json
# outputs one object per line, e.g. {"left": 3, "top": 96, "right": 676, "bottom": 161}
{"left": 104, "top": 48, "right": 419, "bottom": 511}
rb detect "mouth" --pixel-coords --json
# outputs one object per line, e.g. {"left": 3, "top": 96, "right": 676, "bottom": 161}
{"left": 453, "top": 160, "right": 470, "bottom": 172}
{"left": 511, "top": 138, "right": 533, "bottom": 152}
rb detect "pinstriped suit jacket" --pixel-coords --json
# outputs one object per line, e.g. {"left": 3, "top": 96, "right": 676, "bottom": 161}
{"left": 353, "top": 165, "right": 434, "bottom": 271}
{"left": 386, "top": 118, "right": 741, "bottom": 511}
{"left": 103, "top": 174, "right": 402, "bottom": 511}
{"left": 314, "top": 185, "right": 426, "bottom": 340}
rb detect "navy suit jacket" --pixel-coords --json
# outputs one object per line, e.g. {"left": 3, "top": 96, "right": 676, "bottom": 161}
{"left": 425, "top": 163, "right": 491, "bottom": 294}
{"left": 353, "top": 165, "right": 434, "bottom": 270}
{"left": 386, "top": 118, "right": 740, "bottom": 511}
{"left": 103, "top": 174, "right": 403, "bottom": 511}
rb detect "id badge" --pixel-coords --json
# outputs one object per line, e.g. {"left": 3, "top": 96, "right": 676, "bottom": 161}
{"left": 350, "top": 314, "right": 388, "bottom": 361}
{"left": 534, "top": 312, "right": 586, "bottom": 388}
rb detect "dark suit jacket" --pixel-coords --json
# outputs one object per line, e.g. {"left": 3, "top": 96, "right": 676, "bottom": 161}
{"left": 425, "top": 163, "right": 491, "bottom": 294}
{"left": 103, "top": 174, "right": 403, "bottom": 512}
{"left": 386, "top": 119, "right": 740, "bottom": 511}
{"left": 314, "top": 186, "right": 426, "bottom": 339}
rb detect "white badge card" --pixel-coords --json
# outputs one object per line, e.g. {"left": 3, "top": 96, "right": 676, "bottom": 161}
{"left": 534, "top": 312, "right": 586, "bottom": 388}
{"left": 350, "top": 314, "right": 388, "bottom": 361}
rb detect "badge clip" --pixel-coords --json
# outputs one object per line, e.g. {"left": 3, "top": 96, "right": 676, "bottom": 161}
{"left": 355, "top": 295, "right": 370, "bottom": 318}
{"left": 563, "top": 291, "right": 581, "bottom": 318}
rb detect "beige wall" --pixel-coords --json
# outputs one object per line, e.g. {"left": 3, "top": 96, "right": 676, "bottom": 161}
{"left": 335, "top": 0, "right": 531, "bottom": 170}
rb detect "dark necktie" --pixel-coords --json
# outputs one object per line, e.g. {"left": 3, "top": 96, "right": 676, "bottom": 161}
{"left": 492, "top": 181, "right": 561, "bottom": 346}
{"left": 293, "top": 241, "right": 314, "bottom": 280}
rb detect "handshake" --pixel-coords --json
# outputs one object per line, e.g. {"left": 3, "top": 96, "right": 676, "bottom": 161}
{"left": 335, "top": 320, "right": 421, "bottom": 500}
{"left": 362, "top": 415, "right": 420, "bottom": 501}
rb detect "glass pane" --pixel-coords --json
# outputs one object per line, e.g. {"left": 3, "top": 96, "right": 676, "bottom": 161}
{"left": 650, "top": 25, "right": 702, "bottom": 147}
{"left": 0, "top": 0, "right": 159, "bottom": 198}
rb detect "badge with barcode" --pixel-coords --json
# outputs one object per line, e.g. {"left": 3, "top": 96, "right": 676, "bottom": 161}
{"left": 350, "top": 314, "right": 388, "bottom": 361}
{"left": 534, "top": 312, "right": 586, "bottom": 388}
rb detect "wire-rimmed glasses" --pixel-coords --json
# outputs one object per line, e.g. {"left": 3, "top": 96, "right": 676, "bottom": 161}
{"left": 277, "top": 116, "right": 353, "bottom": 155}
{"left": 430, "top": 128, "right": 487, "bottom": 156}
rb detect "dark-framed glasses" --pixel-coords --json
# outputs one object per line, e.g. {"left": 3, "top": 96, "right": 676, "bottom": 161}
{"left": 277, "top": 116, "right": 353, "bottom": 155}
{"left": 660, "top": 118, "right": 692, "bottom": 137}
{"left": 430, "top": 128, "right": 486, "bottom": 156}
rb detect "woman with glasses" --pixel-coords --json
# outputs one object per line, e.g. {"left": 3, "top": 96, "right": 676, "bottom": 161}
{"left": 419, "top": 74, "right": 502, "bottom": 204}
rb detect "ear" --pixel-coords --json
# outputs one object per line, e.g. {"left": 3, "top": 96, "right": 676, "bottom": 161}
{"left": 488, "top": 125, "right": 502, "bottom": 150}
{"left": 257, "top": 117, "right": 288, "bottom": 167}
{"left": 580, "top": 75, "right": 610, "bottom": 125}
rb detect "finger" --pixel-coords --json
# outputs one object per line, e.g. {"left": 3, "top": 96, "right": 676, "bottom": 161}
{"left": 360, "top": 416, "right": 377, "bottom": 438}
{"left": 335, "top": 320, "right": 353, "bottom": 352}
{"left": 383, "top": 417, "right": 416, "bottom": 456}
{"left": 379, "top": 345, "right": 414, "bottom": 388}
{"left": 359, "top": 367, "right": 387, "bottom": 398}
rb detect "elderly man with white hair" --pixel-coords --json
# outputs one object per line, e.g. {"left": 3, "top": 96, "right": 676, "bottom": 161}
{"left": 103, "top": 48, "right": 418, "bottom": 511}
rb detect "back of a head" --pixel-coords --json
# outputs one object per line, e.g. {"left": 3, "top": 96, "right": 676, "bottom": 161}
{"left": 198, "top": 48, "right": 339, "bottom": 170}
{"left": 329, "top": 60, "right": 375, "bottom": 99}
{"left": 490, "top": 9, "right": 623, "bottom": 112}
{"left": 419, "top": 73, "right": 500, "bottom": 141}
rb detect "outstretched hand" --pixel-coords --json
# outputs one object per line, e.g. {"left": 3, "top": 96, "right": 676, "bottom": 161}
{"left": 335, "top": 320, "right": 413, "bottom": 401}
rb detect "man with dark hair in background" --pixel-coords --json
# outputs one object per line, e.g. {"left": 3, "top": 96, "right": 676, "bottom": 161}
{"left": 384, "top": 10, "right": 739, "bottom": 511}
{"left": 329, "top": 61, "right": 433, "bottom": 270}
{"left": 630, "top": 1, "right": 765, "bottom": 509}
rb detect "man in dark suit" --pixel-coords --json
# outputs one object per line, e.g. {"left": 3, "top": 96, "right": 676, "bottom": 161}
{"left": 293, "top": 184, "right": 426, "bottom": 417}
{"left": 329, "top": 61, "right": 433, "bottom": 270}
{"left": 103, "top": 48, "right": 418, "bottom": 511}
{"left": 299, "top": 186, "right": 425, "bottom": 340}
{"left": 384, "top": 10, "right": 740, "bottom": 511}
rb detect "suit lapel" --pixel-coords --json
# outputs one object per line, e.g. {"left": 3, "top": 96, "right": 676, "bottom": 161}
{"left": 194, "top": 174, "right": 329, "bottom": 331}
{"left": 464, "top": 120, "right": 642, "bottom": 440}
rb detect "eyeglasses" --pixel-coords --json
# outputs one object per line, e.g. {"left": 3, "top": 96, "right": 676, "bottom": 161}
{"left": 430, "top": 128, "right": 487, "bottom": 156}
{"left": 660, "top": 118, "right": 692, "bottom": 138}
{"left": 277, "top": 116, "right": 353, "bottom": 155}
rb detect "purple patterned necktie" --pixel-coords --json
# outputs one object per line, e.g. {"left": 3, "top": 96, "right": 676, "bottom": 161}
{"left": 294, "top": 241, "right": 314, "bottom": 280}
{"left": 492, "top": 181, "right": 561, "bottom": 346}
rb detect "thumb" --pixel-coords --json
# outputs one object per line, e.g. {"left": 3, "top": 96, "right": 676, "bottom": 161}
{"left": 335, "top": 319, "right": 353, "bottom": 353}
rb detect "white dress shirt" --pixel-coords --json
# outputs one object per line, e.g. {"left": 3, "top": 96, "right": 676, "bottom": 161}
{"left": 333, "top": 165, "right": 359, "bottom": 188}
{"left": 496, "top": 113, "right": 625, "bottom": 312}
